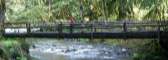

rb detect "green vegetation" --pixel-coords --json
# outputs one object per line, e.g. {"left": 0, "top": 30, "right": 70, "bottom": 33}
{"left": 0, "top": 38, "right": 29, "bottom": 60}
{"left": 4, "top": 0, "right": 168, "bottom": 22}
{"left": 133, "top": 40, "right": 168, "bottom": 60}
{"left": 0, "top": 0, "right": 168, "bottom": 60}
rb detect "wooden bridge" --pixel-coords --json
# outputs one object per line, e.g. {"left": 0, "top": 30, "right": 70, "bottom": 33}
{"left": 2, "top": 21, "right": 168, "bottom": 39}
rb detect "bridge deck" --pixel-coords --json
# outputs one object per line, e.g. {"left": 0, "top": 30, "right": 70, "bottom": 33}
{"left": 3, "top": 31, "right": 168, "bottom": 39}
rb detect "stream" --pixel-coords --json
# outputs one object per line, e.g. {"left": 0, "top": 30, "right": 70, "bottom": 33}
{"left": 27, "top": 38, "right": 133, "bottom": 60}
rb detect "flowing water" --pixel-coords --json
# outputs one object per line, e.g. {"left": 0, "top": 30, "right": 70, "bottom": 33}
{"left": 27, "top": 38, "right": 132, "bottom": 60}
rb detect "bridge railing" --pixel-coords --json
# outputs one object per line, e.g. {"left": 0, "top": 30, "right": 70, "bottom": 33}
{"left": 2, "top": 21, "right": 168, "bottom": 34}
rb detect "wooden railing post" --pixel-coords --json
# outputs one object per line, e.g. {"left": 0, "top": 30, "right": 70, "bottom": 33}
{"left": 123, "top": 21, "right": 127, "bottom": 32}
{"left": 158, "top": 21, "right": 161, "bottom": 40}
{"left": 70, "top": 23, "right": 73, "bottom": 34}
{"left": 93, "top": 23, "right": 96, "bottom": 32}
{"left": 91, "top": 23, "right": 94, "bottom": 39}
{"left": 123, "top": 21, "right": 127, "bottom": 39}
{"left": 59, "top": 22, "right": 63, "bottom": 33}
{"left": 91, "top": 23, "right": 94, "bottom": 33}
{"left": 26, "top": 23, "right": 31, "bottom": 34}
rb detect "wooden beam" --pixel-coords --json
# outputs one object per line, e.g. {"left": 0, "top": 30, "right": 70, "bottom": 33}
{"left": 3, "top": 31, "right": 168, "bottom": 39}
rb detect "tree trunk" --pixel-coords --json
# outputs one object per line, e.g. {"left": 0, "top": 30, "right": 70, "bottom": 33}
{"left": 0, "top": 0, "right": 5, "bottom": 22}
{"left": 0, "top": 0, "right": 5, "bottom": 33}
{"left": 0, "top": 9, "right": 5, "bottom": 24}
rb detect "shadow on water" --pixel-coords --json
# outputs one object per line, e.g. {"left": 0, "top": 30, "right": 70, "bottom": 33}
{"left": 26, "top": 38, "right": 133, "bottom": 60}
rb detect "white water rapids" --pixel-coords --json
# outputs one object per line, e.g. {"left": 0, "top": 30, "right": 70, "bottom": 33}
{"left": 27, "top": 38, "right": 132, "bottom": 60}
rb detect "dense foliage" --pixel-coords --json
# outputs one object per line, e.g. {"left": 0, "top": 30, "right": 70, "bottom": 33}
{"left": 4, "top": 0, "right": 168, "bottom": 22}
